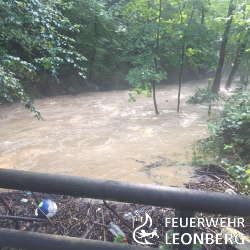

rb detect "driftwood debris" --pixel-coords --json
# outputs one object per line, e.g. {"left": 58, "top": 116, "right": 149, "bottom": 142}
{"left": 103, "top": 200, "right": 133, "bottom": 232}
{"left": 0, "top": 194, "right": 20, "bottom": 229}
{"left": 0, "top": 166, "right": 249, "bottom": 249}
{"left": 0, "top": 215, "right": 48, "bottom": 223}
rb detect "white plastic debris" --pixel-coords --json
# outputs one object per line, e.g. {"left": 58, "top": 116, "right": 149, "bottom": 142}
{"left": 108, "top": 222, "right": 126, "bottom": 238}
{"left": 225, "top": 189, "right": 236, "bottom": 195}
{"left": 123, "top": 206, "right": 153, "bottom": 220}
{"left": 21, "top": 198, "right": 28, "bottom": 203}
{"left": 123, "top": 212, "right": 133, "bottom": 220}
{"left": 96, "top": 208, "right": 101, "bottom": 213}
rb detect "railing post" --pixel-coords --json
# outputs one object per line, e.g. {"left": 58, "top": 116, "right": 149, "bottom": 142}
{"left": 174, "top": 210, "right": 196, "bottom": 250}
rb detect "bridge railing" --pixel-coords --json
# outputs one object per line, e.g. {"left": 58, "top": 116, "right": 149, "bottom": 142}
{"left": 0, "top": 168, "right": 249, "bottom": 250}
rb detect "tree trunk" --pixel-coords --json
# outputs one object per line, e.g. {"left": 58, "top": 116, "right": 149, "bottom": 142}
{"left": 221, "top": 60, "right": 229, "bottom": 78}
{"left": 152, "top": 0, "right": 162, "bottom": 115}
{"left": 152, "top": 81, "right": 159, "bottom": 114}
{"left": 89, "top": 50, "right": 95, "bottom": 82}
{"left": 201, "top": 9, "right": 205, "bottom": 24}
{"left": 176, "top": 4, "right": 195, "bottom": 112}
{"left": 225, "top": 36, "right": 249, "bottom": 89}
{"left": 226, "top": 62, "right": 239, "bottom": 89}
{"left": 177, "top": 41, "right": 185, "bottom": 113}
{"left": 88, "top": 17, "right": 98, "bottom": 82}
{"left": 240, "top": 74, "right": 245, "bottom": 82}
{"left": 211, "top": 0, "right": 235, "bottom": 93}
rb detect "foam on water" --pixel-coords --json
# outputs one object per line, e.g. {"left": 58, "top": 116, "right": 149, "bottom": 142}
{"left": 0, "top": 79, "right": 232, "bottom": 187}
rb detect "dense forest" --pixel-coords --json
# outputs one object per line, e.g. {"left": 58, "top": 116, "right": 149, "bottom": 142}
{"left": 1, "top": 0, "right": 249, "bottom": 112}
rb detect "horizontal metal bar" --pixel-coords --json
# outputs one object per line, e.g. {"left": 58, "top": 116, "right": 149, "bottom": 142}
{"left": 0, "top": 228, "right": 145, "bottom": 250}
{"left": 0, "top": 168, "right": 250, "bottom": 216}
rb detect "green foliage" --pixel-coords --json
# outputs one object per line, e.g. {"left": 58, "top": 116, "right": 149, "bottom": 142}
{"left": 191, "top": 150, "right": 208, "bottom": 167}
{"left": 192, "top": 242, "right": 202, "bottom": 250}
{"left": 1, "top": 0, "right": 250, "bottom": 119}
{"left": 122, "top": 0, "right": 167, "bottom": 102}
{"left": 0, "top": 67, "right": 43, "bottom": 119}
{"left": 186, "top": 79, "right": 225, "bottom": 104}
{"left": 159, "top": 230, "right": 175, "bottom": 250}
{"left": 197, "top": 89, "right": 250, "bottom": 156}
{"left": 0, "top": 0, "right": 86, "bottom": 118}
{"left": 61, "top": 0, "right": 124, "bottom": 86}
{"left": 219, "top": 144, "right": 250, "bottom": 194}
{"left": 67, "top": 86, "right": 76, "bottom": 95}
{"left": 236, "top": 79, "right": 249, "bottom": 92}
{"left": 193, "top": 88, "right": 250, "bottom": 194}
{"left": 126, "top": 65, "right": 167, "bottom": 102}
{"left": 217, "top": 90, "right": 250, "bottom": 155}
{"left": 160, "top": 0, "right": 218, "bottom": 73}
{"left": 114, "top": 233, "right": 127, "bottom": 244}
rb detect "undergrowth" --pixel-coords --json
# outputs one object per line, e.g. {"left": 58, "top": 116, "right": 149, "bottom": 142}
{"left": 186, "top": 79, "right": 225, "bottom": 104}
{"left": 189, "top": 85, "right": 250, "bottom": 194}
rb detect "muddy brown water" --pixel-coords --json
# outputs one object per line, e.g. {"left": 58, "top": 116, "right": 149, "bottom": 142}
{"left": 0, "top": 79, "right": 231, "bottom": 188}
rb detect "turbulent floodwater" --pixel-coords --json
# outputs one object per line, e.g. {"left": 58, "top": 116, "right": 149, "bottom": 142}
{"left": 0, "top": 79, "right": 225, "bottom": 187}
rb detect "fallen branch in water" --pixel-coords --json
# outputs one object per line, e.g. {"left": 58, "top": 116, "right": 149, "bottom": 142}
{"left": 0, "top": 215, "right": 49, "bottom": 223}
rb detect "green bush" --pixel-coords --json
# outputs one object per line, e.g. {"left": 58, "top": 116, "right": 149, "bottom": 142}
{"left": 215, "top": 90, "right": 250, "bottom": 156}
{"left": 186, "top": 79, "right": 225, "bottom": 104}
{"left": 197, "top": 89, "right": 250, "bottom": 160}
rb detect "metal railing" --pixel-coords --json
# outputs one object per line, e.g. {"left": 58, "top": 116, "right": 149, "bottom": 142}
{"left": 0, "top": 168, "right": 250, "bottom": 250}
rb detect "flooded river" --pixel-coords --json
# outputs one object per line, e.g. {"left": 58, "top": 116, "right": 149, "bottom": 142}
{"left": 0, "top": 80, "right": 216, "bottom": 187}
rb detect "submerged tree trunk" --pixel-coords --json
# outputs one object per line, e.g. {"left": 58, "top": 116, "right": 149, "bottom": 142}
{"left": 211, "top": 0, "right": 235, "bottom": 93}
{"left": 225, "top": 36, "right": 249, "bottom": 89}
{"left": 152, "top": 82, "right": 159, "bottom": 114}
{"left": 152, "top": 0, "right": 162, "bottom": 115}
{"left": 177, "top": 41, "right": 185, "bottom": 113}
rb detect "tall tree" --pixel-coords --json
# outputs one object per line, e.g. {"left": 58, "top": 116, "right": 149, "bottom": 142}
{"left": 123, "top": 0, "right": 167, "bottom": 114}
{"left": 177, "top": 40, "right": 185, "bottom": 112}
{"left": 152, "top": 0, "right": 162, "bottom": 115}
{"left": 211, "top": 0, "right": 236, "bottom": 93}
{"left": 60, "top": 0, "right": 123, "bottom": 88}
{"left": 166, "top": 0, "right": 198, "bottom": 112}
{"left": 176, "top": 0, "right": 187, "bottom": 113}
{"left": 224, "top": 0, "right": 250, "bottom": 89}
{"left": 225, "top": 34, "right": 250, "bottom": 89}
{"left": 88, "top": 16, "right": 98, "bottom": 82}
